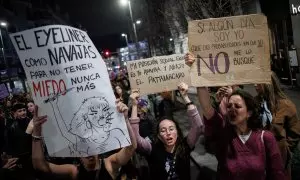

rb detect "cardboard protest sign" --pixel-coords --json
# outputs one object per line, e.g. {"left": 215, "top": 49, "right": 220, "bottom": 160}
{"left": 10, "top": 25, "right": 130, "bottom": 157}
{"left": 188, "top": 14, "right": 271, "bottom": 87}
{"left": 127, "top": 54, "right": 190, "bottom": 95}
{"left": 0, "top": 84, "right": 9, "bottom": 99}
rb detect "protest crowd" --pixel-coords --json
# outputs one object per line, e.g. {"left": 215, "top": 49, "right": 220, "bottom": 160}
{"left": 0, "top": 12, "right": 299, "bottom": 180}
{"left": 0, "top": 52, "right": 299, "bottom": 180}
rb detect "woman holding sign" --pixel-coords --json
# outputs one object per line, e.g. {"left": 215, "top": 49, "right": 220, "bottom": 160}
{"left": 129, "top": 82, "right": 204, "bottom": 180}
{"left": 31, "top": 101, "right": 136, "bottom": 180}
{"left": 185, "top": 53, "right": 285, "bottom": 180}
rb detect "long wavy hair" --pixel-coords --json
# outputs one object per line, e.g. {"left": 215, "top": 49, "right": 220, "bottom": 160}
{"left": 259, "top": 72, "right": 288, "bottom": 114}
{"left": 230, "top": 90, "right": 262, "bottom": 130}
{"left": 154, "top": 117, "right": 189, "bottom": 160}
{"left": 223, "top": 90, "right": 262, "bottom": 159}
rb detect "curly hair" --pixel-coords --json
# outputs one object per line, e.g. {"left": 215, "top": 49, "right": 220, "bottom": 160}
{"left": 230, "top": 90, "right": 262, "bottom": 130}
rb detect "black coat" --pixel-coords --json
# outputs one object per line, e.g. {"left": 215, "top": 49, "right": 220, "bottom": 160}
{"left": 3, "top": 118, "right": 34, "bottom": 180}
{"left": 5, "top": 117, "right": 32, "bottom": 156}
{"left": 158, "top": 99, "right": 175, "bottom": 120}
{"left": 148, "top": 140, "right": 191, "bottom": 180}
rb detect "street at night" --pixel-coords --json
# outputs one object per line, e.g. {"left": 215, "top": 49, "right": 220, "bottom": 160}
{"left": 0, "top": 0, "right": 300, "bottom": 180}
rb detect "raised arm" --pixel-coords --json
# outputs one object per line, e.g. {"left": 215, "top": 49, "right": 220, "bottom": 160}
{"left": 184, "top": 53, "right": 214, "bottom": 119}
{"left": 31, "top": 106, "right": 77, "bottom": 179}
{"left": 185, "top": 53, "right": 224, "bottom": 140}
{"left": 178, "top": 82, "right": 204, "bottom": 149}
{"left": 197, "top": 87, "right": 215, "bottom": 119}
{"left": 107, "top": 100, "right": 137, "bottom": 175}
{"left": 129, "top": 90, "right": 152, "bottom": 154}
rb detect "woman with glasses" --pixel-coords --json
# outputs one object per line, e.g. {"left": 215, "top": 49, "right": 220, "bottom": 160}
{"left": 129, "top": 82, "right": 204, "bottom": 180}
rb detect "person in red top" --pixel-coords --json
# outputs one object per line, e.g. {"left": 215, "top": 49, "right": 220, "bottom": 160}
{"left": 185, "top": 53, "right": 285, "bottom": 180}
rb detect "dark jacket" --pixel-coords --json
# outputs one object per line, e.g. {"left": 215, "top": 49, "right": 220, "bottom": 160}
{"left": 148, "top": 140, "right": 191, "bottom": 180}
{"left": 0, "top": 118, "right": 5, "bottom": 153}
{"left": 139, "top": 113, "right": 156, "bottom": 141}
{"left": 158, "top": 99, "right": 175, "bottom": 119}
{"left": 5, "top": 117, "right": 32, "bottom": 156}
{"left": 3, "top": 117, "right": 34, "bottom": 180}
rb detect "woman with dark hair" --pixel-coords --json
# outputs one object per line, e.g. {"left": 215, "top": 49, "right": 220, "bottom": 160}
{"left": 255, "top": 72, "right": 300, "bottom": 180}
{"left": 185, "top": 52, "right": 285, "bottom": 180}
{"left": 26, "top": 100, "right": 35, "bottom": 119}
{"left": 114, "top": 84, "right": 130, "bottom": 105}
{"left": 116, "top": 71, "right": 131, "bottom": 91}
{"left": 129, "top": 82, "right": 204, "bottom": 180}
{"left": 25, "top": 101, "right": 35, "bottom": 135}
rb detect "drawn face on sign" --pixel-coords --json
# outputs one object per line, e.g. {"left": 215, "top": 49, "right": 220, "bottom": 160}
{"left": 70, "top": 97, "right": 114, "bottom": 144}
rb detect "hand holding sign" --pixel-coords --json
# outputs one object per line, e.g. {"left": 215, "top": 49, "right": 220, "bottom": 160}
{"left": 184, "top": 53, "right": 196, "bottom": 67}
{"left": 178, "top": 82, "right": 189, "bottom": 97}
{"left": 129, "top": 89, "right": 140, "bottom": 106}
{"left": 116, "top": 99, "right": 129, "bottom": 119}
{"left": 32, "top": 105, "right": 47, "bottom": 137}
{"left": 216, "top": 86, "right": 233, "bottom": 102}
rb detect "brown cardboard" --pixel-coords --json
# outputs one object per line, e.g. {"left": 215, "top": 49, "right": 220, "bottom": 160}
{"left": 126, "top": 54, "right": 190, "bottom": 95}
{"left": 188, "top": 14, "right": 271, "bottom": 87}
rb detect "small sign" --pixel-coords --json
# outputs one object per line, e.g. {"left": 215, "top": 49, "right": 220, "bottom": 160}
{"left": 0, "top": 84, "right": 9, "bottom": 99}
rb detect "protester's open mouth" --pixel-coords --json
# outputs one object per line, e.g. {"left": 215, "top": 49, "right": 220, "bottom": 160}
{"left": 229, "top": 113, "right": 236, "bottom": 121}
{"left": 166, "top": 137, "right": 173, "bottom": 143}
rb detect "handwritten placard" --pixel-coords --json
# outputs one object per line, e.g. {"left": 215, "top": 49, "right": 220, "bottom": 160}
{"left": 10, "top": 25, "right": 130, "bottom": 157}
{"left": 188, "top": 14, "right": 271, "bottom": 87}
{"left": 127, "top": 54, "right": 190, "bottom": 95}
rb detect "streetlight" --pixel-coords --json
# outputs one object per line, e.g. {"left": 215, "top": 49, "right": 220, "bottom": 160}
{"left": 120, "top": 0, "right": 128, "bottom": 6}
{"left": 121, "top": 33, "right": 129, "bottom": 66}
{"left": 120, "top": 0, "right": 140, "bottom": 59}
{"left": 0, "top": 21, "right": 7, "bottom": 67}
{"left": 0, "top": 21, "right": 13, "bottom": 89}
{"left": 0, "top": 22, "right": 7, "bottom": 27}
{"left": 170, "top": 38, "right": 173, "bottom": 41}
{"left": 136, "top": 20, "right": 141, "bottom": 25}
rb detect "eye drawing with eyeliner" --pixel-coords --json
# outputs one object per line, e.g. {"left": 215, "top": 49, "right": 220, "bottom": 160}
{"left": 44, "top": 89, "right": 130, "bottom": 156}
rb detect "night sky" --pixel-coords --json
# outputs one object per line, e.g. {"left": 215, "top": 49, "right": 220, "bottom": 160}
{"left": 58, "top": 0, "right": 130, "bottom": 52}
{"left": 57, "top": 0, "right": 293, "bottom": 52}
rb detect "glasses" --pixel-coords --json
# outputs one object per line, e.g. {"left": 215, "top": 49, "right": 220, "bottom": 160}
{"left": 159, "top": 126, "right": 176, "bottom": 135}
